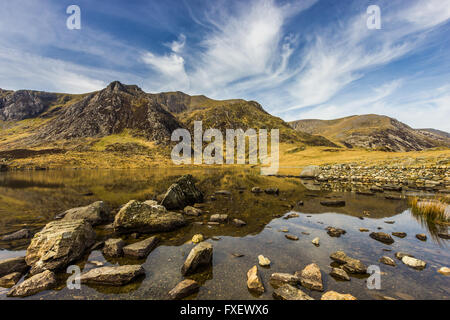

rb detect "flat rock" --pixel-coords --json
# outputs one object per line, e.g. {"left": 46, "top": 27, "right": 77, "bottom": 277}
{"left": 370, "top": 232, "right": 395, "bottom": 244}
{"left": 0, "top": 256, "right": 28, "bottom": 278}
{"left": 7, "top": 270, "right": 56, "bottom": 297}
{"left": 0, "top": 272, "right": 22, "bottom": 288}
{"left": 320, "top": 200, "right": 346, "bottom": 207}
{"left": 330, "top": 251, "right": 367, "bottom": 274}
{"left": 273, "top": 284, "right": 313, "bottom": 300}
{"left": 392, "top": 232, "right": 407, "bottom": 238}
{"left": 26, "top": 219, "right": 95, "bottom": 275}
{"left": 321, "top": 291, "right": 357, "bottom": 300}
{"left": 269, "top": 273, "right": 300, "bottom": 287}
{"left": 1, "top": 229, "right": 31, "bottom": 241}
{"left": 285, "top": 234, "right": 299, "bottom": 241}
{"left": 359, "top": 228, "right": 369, "bottom": 232}
{"left": 80, "top": 265, "right": 145, "bottom": 285}
{"left": 395, "top": 252, "right": 414, "bottom": 260}
{"left": 168, "top": 279, "right": 199, "bottom": 299}
{"left": 181, "top": 242, "right": 213, "bottom": 275}
{"left": 123, "top": 236, "right": 159, "bottom": 259}
{"left": 401, "top": 256, "right": 426, "bottom": 269}
{"left": 247, "top": 265, "right": 264, "bottom": 295}
{"left": 160, "top": 174, "right": 203, "bottom": 210}
{"left": 102, "top": 238, "right": 125, "bottom": 257}
{"left": 296, "top": 263, "right": 323, "bottom": 291}
{"left": 379, "top": 256, "right": 396, "bottom": 267}
{"left": 210, "top": 214, "right": 228, "bottom": 223}
{"left": 330, "top": 267, "right": 350, "bottom": 281}
{"left": 183, "top": 206, "right": 203, "bottom": 216}
{"left": 60, "top": 201, "right": 110, "bottom": 226}
{"left": 113, "top": 200, "right": 186, "bottom": 234}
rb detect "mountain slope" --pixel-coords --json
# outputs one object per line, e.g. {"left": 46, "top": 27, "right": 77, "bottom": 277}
{"left": 289, "top": 114, "right": 450, "bottom": 151}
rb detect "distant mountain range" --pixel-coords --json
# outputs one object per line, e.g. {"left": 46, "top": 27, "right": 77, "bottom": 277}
{"left": 1, "top": 81, "right": 448, "bottom": 153}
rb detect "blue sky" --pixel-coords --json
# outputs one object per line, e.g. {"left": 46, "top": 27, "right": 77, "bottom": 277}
{"left": 0, "top": 0, "right": 449, "bottom": 131}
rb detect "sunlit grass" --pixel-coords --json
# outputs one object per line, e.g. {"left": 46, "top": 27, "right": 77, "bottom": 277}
{"left": 409, "top": 197, "right": 450, "bottom": 223}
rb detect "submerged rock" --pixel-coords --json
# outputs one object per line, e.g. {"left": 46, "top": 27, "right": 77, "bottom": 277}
{"left": 392, "top": 232, "right": 407, "bottom": 238}
{"left": 0, "top": 257, "right": 28, "bottom": 278}
{"left": 247, "top": 265, "right": 264, "bottom": 295}
{"left": 258, "top": 255, "right": 271, "bottom": 267}
{"left": 330, "top": 267, "right": 350, "bottom": 281}
{"left": 80, "top": 265, "right": 145, "bottom": 285}
{"left": 370, "top": 232, "right": 395, "bottom": 244}
{"left": 269, "top": 273, "right": 300, "bottom": 287}
{"left": 379, "top": 256, "right": 396, "bottom": 267}
{"left": 273, "top": 284, "right": 313, "bottom": 300}
{"left": 330, "top": 251, "right": 367, "bottom": 274}
{"left": 26, "top": 219, "right": 95, "bottom": 275}
{"left": 123, "top": 236, "right": 159, "bottom": 259}
{"left": 7, "top": 270, "right": 56, "bottom": 297}
{"left": 60, "top": 201, "right": 110, "bottom": 226}
{"left": 210, "top": 214, "right": 228, "bottom": 223}
{"left": 401, "top": 256, "right": 426, "bottom": 269}
{"left": 168, "top": 279, "right": 199, "bottom": 300}
{"left": 102, "top": 238, "right": 125, "bottom": 258}
{"left": 321, "top": 291, "right": 357, "bottom": 300}
{"left": 415, "top": 234, "right": 427, "bottom": 241}
{"left": 181, "top": 242, "right": 213, "bottom": 276}
{"left": 1, "top": 229, "right": 31, "bottom": 241}
{"left": 183, "top": 206, "right": 202, "bottom": 216}
{"left": 113, "top": 200, "right": 186, "bottom": 234}
{"left": 160, "top": 174, "right": 203, "bottom": 210}
{"left": 326, "top": 226, "right": 346, "bottom": 237}
{"left": 0, "top": 272, "right": 22, "bottom": 288}
{"left": 320, "top": 200, "right": 346, "bottom": 207}
{"left": 296, "top": 263, "right": 323, "bottom": 291}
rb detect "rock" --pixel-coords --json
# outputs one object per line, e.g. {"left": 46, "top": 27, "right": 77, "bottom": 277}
{"left": 143, "top": 200, "right": 158, "bottom": 206}
{"left": 296, "top": 263, "right": 323, "bottom": 291}
{"left": 102, "top": 238, "right": 125, "bottom": 257}
{"left": 0, "top": 272, "right": 22, "bottom": 288}
{"left": 320, "top": 200, "right": 346, "bottom": 207}
{"left": 312, "top": 237, "right": 320, "bottom": 246}
{"left": 247, "top": 265, "right": 264, "bottom": 295}
{"left": 415, "top": 234, "right": 427, "bottom": 241}
{"left": 269, "top": 273, "right": 300, "bottom": 287}
{"left": 183, "top": 206, "right": 202, "bottom": 216}
{"left": 264, "top": 188, "right": 279, "bottom": 195}
{"left": 299, "top": 165, "right": 320, "bottom": 179}
{"left": 123, "top": 236, "right": 159, "bottom": 259}
{"left": 273, "top": 284, "right": 313, "bottom": 300}
{"left": 251, "top": 187, "right": 263, "bottom": 193}
{"left": 215, "top": 190, "right": 231, "bottom": 196}
{"left": 392, "top": 232, "right": 407, "bottom": 238}
{"left": 438, "top": 233, "right": 450, "bottom": 239}
{"left": 330, "top": 268, "right": 350, "bottom": 281}
{"left": 438, "top": 267, "right": 450, "bottom": 275}
{"left": 210, "top": 214, "right": 228, "bottom": 223}
{"left": 113, "top": 200, "right": 186, "bottom": 234}
{"left": 1, "top": 229, "right": 31, "bottom": 241}
{"left": 168, "top": 279, "right": 199, "bottom": 300}
{"left": 395, "top": 252, "right": 414, "bottom": 260}
{"left": 160, "top": 174, "right": 203, "bottom": 210}
{"left": 283, "top": 213, "right": 299, "bottom": 220}
{"left": 181, "top": 242, "right": 213, "bottom": 275}
{"left": 321, "top": 291, "right": 357, "bottom": 300}
{"left": 7, "top": 270, "right": 57, "bottom": 297}
{"left": 401, "top": 256, "right": 426, "bottom": 269}
{"left": 379, "top": 256, "right": 396, "bottom": 267}
{"left": 80, "top": 265, "right": 145, "bottom": 285}
{"left": 384, "top": 221, "right": 395, "bottom": 224}
{"left": 232, "top": 219, "right": 246, "bottom": 226}
{"left": 0, "top": 256, "right": 28, "bottom": 277}
{"left": 330, "top": 251, "right": 367, "bottom": 274}
{"left": 26, "top": 219, "right": 95, "bottom": 275}
{"left": 191, "top": 234, "right": 204, "bottom": 244}
{"left": 370, "top": 232, "right": 395, "bottom": 244}
{"left": 359, "top": 228, "right": 369, "bottom": 232}
{"left": 285, "top": 234, "right": 299, "bottom": 241}
{"left": 60, "top": 201, "right": 110, "bottom": 226}
{"left": 326, "top": 226, "right": 346, "bottom": 237}
{"left": 258, "top": 255, "right": 271, "bottom": 267}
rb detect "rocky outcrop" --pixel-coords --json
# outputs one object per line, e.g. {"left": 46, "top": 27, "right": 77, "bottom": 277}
{"left": 25, "top": 219, "right": 96, "bottom": 275}
{"left": 60, "top": 201, "right": 111, "bottom": 226}
{"left": 7, "top": 270, "right": 57, "bottom": 297}
{"left": 0, "top": 257, "right": 28, "bottom": 277}
{"left": 321, "top": 291, "right": 357, "bottom": 300}
{"left": 0, "top": 90, "right": 59, "bottom": 121}
{"left": 273, "top": 284, "right": 313, "bottom": 300}
{"left": 80, "top": 265, "right": 145, "bottom": 285}
{"left": 247, "top": 265, "right": 264, "bottom": 295}
{"left": 330, "top": 251, "right": 367, "bottom": 274}
{"left": 161, "top": 175, "right": 203, "bottom": 210}
{"left": 181, "top": 242, "right": 213, "bottom": 275}
{"left": 296, "top": 263, "right": 323, "bottom": 291}
{"left": 168, "top": 279, "right": 199, "bottom": 300}
{"left": 123, "top": 236, "right": 159, "bottom": 259}
{"left": 113, "top": 200, "right": 186, "bottom": 234}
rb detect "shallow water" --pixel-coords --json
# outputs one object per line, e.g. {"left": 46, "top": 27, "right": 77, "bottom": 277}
{"left": 0, "top": 168, "right": 449, "bottom": 300}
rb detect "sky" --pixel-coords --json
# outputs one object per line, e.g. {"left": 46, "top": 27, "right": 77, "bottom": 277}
{"left": 0, "top": 0, "right": 449, "bottom": 131}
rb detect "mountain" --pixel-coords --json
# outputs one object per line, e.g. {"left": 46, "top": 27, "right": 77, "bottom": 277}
{"left": 289, "top": 114, "right": 450, "bottom": 151}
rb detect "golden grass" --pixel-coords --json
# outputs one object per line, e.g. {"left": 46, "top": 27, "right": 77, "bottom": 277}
{"left": 409, "top": 197, "right": 450, "bottom": 223}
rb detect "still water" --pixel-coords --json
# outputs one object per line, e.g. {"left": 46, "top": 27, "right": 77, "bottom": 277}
{"left": 0, "top": 168, "right": 449, "bottom": 299}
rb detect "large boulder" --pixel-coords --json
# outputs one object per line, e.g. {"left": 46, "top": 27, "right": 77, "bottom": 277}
{"left": 25, "top": 219, "right": 96, "bottom": 275}
{"left": 59, "top": 201, "right": 111, "bottom": 226}
{"left": 299, "top": 165, "right": 320, "bottom": 179}
{"left": 113, "top": 200, "right": 186, "bottom": 234}
{"left": 80, "top": 265, "right": 145, "bottom": 285}
{"left": 7, "top": 270, "right": 57, "bottom": 297}
{"left": 0, "top": 257, "right": 28, "bottom": 277}
{"left": 161, "top": 175, "right": 203, "bottom": 210}
{"left": 181, "top": 242, "right": 213, "bottom": 275}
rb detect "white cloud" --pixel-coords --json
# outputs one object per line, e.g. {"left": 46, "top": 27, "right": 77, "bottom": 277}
{"left": 166, "top": 34, "right": 186, "bottom": 53}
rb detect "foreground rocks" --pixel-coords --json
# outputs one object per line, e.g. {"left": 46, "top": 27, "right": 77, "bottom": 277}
{"left": 379, "top": 256, "right": 396, "bottom": 267}
{"left": 102, "top": 238, "right": 126, "bottom": 258}
{"left": 269, "top": 273, "right": 300, "bottom": 287}
{"left": 401, "top": 256, "right": 426, "bottom": 269}
{"left": 7, "top": 270, "right": 56, "bottom": 297}
{"left": 25, "top": 219, "right": 96, "bottom": 275}
{"left": 330, "top": 251, "right": 367, "bottom": 274}
{"left": 123, "top": 236, "right": 159, "bottom": 259}
{"left": 114, "top": 200, "right": 186, "bottom": 234}
{"left": 181, "top": 242, "right": 213, "bottom": 275}
{"left": 168, "top": 279, "right": 199, "bottom": 299}
{"left": 247, "top": 265, "right": 264, "bottom": 295}
{"left": 273, "top": 284, "right": 313, "bottom": 300}
{"left": 330, "top": 268, "right": 350, "bottom": 281}
{"left": 321, "top": 291, "right": 357, "bottom": 300}
{"left": 60, "top": 201, "right": 110, "bottom": 226}
{"left": 326, "top": 227, "right": 346, "bottom": 237}
{"left": 296, "top": 263, "right": 323, "bottom": 291}
{"left": 258, "top": 255, "right": 271, "bottom": 267}
{"left": 0, "top": 257, "right": 28, "bottom": 277}
{"left": 438, "top": 267, "right": 450, "bottom": 275}
{"left": 0, "top": 272, "right": 22, "bottom": 288}
{"left": 80, "top": 265, "right": 145, "bottom": 285}
{"left": 161, "top": 174, "right": 203, "bottom": 210}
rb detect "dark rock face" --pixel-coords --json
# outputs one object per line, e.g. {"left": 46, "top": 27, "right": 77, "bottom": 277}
{"left": 0, "top": 90, "right": 59, "bottom": 121}
{"left": 7, "top": 270, "right": 57, "bottom": 297}
{"left": 80, "top": 265, "right": 145, "bottom": 285}
{"left": 161, "top": 175, "right": 204, "bottom": 210}
{"left": 0, "top": 257, "right": 29, "bottom": 278}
